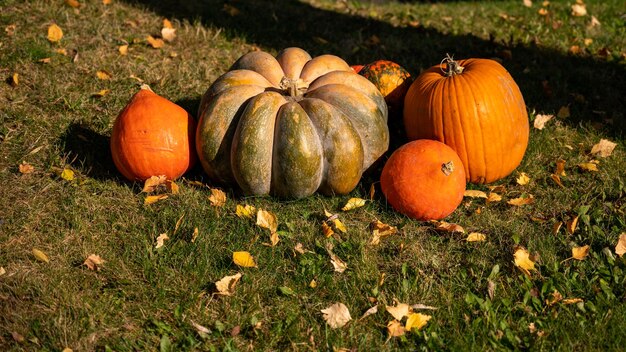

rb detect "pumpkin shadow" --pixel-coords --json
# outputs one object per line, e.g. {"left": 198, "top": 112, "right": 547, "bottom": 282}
{"left": 60, "top": 123, "right": 120, "bottom": 182}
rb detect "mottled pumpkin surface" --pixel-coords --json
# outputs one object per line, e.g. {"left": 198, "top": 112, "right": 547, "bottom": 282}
{"left": 196, "top": 47, "right": 389, "bottom": 198}
{"left": 403, "top": 58, "right": 529, "bottom": 184}
{"left": 359, "top": 60, "right": 412, "bottom": 115}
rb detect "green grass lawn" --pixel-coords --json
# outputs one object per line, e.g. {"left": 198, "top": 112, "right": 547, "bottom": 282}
{"left": 1, "top": 0, "right": 625, "bottom": 350}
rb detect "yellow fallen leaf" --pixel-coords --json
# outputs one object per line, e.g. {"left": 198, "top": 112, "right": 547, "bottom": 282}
{"left": 571, "top": 245, "right": 589, "bottom": 260}
{"left": 144, "top": 194, "right": 168, "bottom": 205}
{"left": 523, "top": 0, "right": 532, "bottom": 7}
{"left": 563, "top": 298, "right": 583, "bottom": 305}
{"left": 590, "top": 139, "right": 616, "bottom": 158}
{"left": 96, "top": 70, "right": 111, "bottom": 80}
{"left": 578, "top": 162, "right": 599, "bottom": 172}
{"left": 9, "top": 72, "right": 19, "bottom": 87}
{"left": 0, "top": 267, "right": 5, "bottom": 276}
{"left": 256, "top": 209, "right": 277, "bottom": 233}
{"left": 386, "top": 303, "right": 410, "bottom": 321}
{"left": 47, "top": 24, "right": 63, "bottom": 42}
{"left": 566, "top": 215, "right": 579, "bottom": 235}
{"left": 167, "top": 180, "right": 179, "bottom": 194}
{"left": 551, "top": 174, "right": 564, "bottom": 188}
{"left": 83, "top": 254, "right": 105, "bottom": 271}
{"left": 552, "top": 221, "right": 563, "bottom": 235}
{"left": 507, "top": 195, "right": 534, "bottom": 206}
{"left": 155, "top": 233, "right": 169, "bottom": 249}
{"left": 103, "top": 0, "right": 112, "bottom": 4}
{"left": 464, "top": 190, "right": 487, "bottom": 198}
{"left": 208, "top": 188, "right": 226, "bottom": 207}
{"left": 487, "top": 192, "right": 502, "bottom": 203}
{"left": 269, "top": 232, "right": 279, "bottom": 247}
{"left": 162, "top": 18, "right": 174, "bottom": 29}
{"left": 332, "top": 218, "right": 347, "bottom": 233}
{"left": 19, "top": 161, "right": 34, "bottom": 174}
{"left": 322, "top": 221, "right": 335, "bottom": 238}
{"left": 191, "top": 227, "right": 199, "bottom": 243}
{"left": 571, "top": 3, "right": 587, "bottom": 16}
{"left": 433, "top": 221, "right": 465, "bottom": 233}
{"left": 534, "top": 114, "right": 553, "bottom": 130}
{"left": 54, "top": 48, "right": 67, "bottom": 55}
{"left": 370, "top": 220, "right": 398, "bottom": 245}
{"left": 555, "top": 159, "right": 566, "bottom": 176}
{"left": 546, "top": 290, "right": 563, "bottom": 306}
{"left": 321, "top": 303, "right": 352, "bottom": 329}
{"left": 142, "top": 175, "right": 167, "bottom": 193}
{"left": 466, "top": 232, "right": 487, "bottom": 242}
{"left": 61, "top": 168, "right": 75, "bottom": 181}
{"left": 309, "top": 279, "right": 317, "bottom": 288}
{"left": 341, "top": 197, "right": 366, "bottom": 211}
{"left": 233, "top": 251, "right": 256, "bottom": 267}
{"left": 32, "top": 248, "right": 49, "bottom": 263}
{"left": 387, "top": 320, "right": 405, "bottom": 337}
{"left": 615, "top": 233, "right": 626, "bottom": 257}
{"left": 405, "top": 313, "right": 431, "bottom": 331}
{"left": 66, "top": 0, "right": 80, "bottom": 7}
{"left": 91, "top": 89, "right": 110, "bottom": 98}
{"left": 173, "top": 213, "right": 185, "bottom": 234}
{"left": 589, "top": 15, "right": 601, "bottom": 27}
{"left": 538, "top": 8, "right": 548, "bottom": 16}
{"left": 215, "top": 272, "right": 242, "bottom": 296}
{"left": 513, "top": 246, "right": 536, "bottom": 275}
{"left": 161, "top": 26, "right": 176, "bottom": 42}
{"left": 235, "top": 204, "right": 256, "bottom": 219}
{"left": 516, "top": 172, "right": 530, "bottom": 185}
{"left": 557, "top": 106, "right": 570, "bottom": 118}
{"left": 146, "top": 35, "right": 164, "bottom": 49}
{"left": 118, "top": 44, "right": 128, "bottom": 56}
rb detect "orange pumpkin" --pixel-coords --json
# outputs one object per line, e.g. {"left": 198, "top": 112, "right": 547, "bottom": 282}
{"left": 403, "top": 56, "right": 529, "bottom": 184}
{"left": 380, "top": 139, "right": 466, "bottom": 221}
{"left": 110, "top": 88, "right": 197, "bottom": 181}
{"left": 359, "top": 60, "right": 412, "bottom": 116}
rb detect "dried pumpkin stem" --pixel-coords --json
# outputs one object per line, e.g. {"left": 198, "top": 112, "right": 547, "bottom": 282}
{"left": 441, "top": 54, "right": 464, "bottom": 77}
{"left": 279, "top": 77, "right": 307, "bottom": 98}
{"left": 441, "top": 161, "right": 455, "bottom": 176}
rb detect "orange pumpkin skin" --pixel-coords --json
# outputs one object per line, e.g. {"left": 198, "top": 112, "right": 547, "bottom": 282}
{"left": 380, "top": 139, "right": 466, "bottom": 221}
{"left": 359, "top": 60, "right": 412, "bottom": 115}
{"left": 110, "top": 89, "right": 197, "bottom": 181}
{"left": 403, "top": 58, "right": 529, "bottom": 184}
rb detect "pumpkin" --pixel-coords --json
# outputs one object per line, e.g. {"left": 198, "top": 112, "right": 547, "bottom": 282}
{"left": 350, "top": 64, "right": 364, "bottom": 74}
{"left": 380, "top": 139, "right": 466, "bottom": 221}
{"left": 110, "top": 88, "right": 197, "bottom": 181}
{"left": 359, "top": 60, "right": 412, "bottom": 116}
{"left": 403, "top": 55, "right": 529, "bottom": 184}
{"left": 196, "top": 47, "right": 389, "bottom": 198}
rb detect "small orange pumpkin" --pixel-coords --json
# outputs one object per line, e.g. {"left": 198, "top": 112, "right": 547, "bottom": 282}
{"left": 110, "top": 88, "right": 196, "bottom": 181}
{"left": 380, "top": 139, "right": 466, "bottom": 221}
{"left": 359, "top": 60, "right": 412, "bottom": 116}
{"left": 403, "top": 55, "right": 529, "bottom": 184}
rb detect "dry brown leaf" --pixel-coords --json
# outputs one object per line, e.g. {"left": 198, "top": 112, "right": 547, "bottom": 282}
{"left": 590, "top": 139, "right": 616, "bottom": 158}
{"left": 516, "top": 172, "right": 530, "bottom": 185}
{"left": 146, "top": 35, "right": 164, "bottom": 49}
{"left": 208, "top": 188, "right": 226, "bottom": 207}
{"left": 330, "top": 253, "right": 347, "bottom": 273}
{"left": 38, "top": 57, "right": 51, "bottom": 64}
{"left": 142, "top": 175, "right": 167, "bottom": 193}
{"left": 360, "top": 305, "right": 378, "bottom": 320}
{"left": 563, "top": 298, "right": 583, "bottom": 304}
{"left": 552, "top": 221, "right": 563, "bottom": 235}
{"left": 118, "top": 44, "right": 128, "bottom": 56}
{"left": 546, "top": 290, "right": 563, "bottom": 306}
{"left": 507, "top": 195, "right": 534, "bottom": 206}
{"left": 513, "top": 246, "right": 536, "bottom": 275}
{"left": 9, "top": 72, "right": 19, "bottom": 87}
{"left": 19, "top": 161, "right": 34, "bottom": 174}
{"left": 294, "top": 243, "right": 306, "bottom": 254}
{"left": 370, "top": 220, "right": 398, "bottom": 245}
{"left": 256, "top": 209, "right": 277, "bottom": 233}
{"left": 96, "top": 70, "right": 111, "bottom": 80}
{"left": 571, "top": 245, "right": 590, "bottom": 260}
{"left": 32, "top": 248, "right": 49, "bottom": 263}
{"left": 434, "top": 221, "right": 465, "bottom": 233}
{"left": 386, "top": 303, "right": 410, "bottom": 321}
{"left": 233, "top": 251, "right": 256, "bottom": 267}
{"left": 466, "top": 232, "right": 487, "bottom": 242}
{"left": 405, "top": 313, "right": 431, "bottom": 331}
{"left": 215, "top": 272, "right": 242, "bottom": 296}
{"left": 555, "top": 159, "right": 566, "bottom": 176}
{"left": 5, "top": 24, "right": 16, "bottom": 36}
{"left": 341, "top": 197, "right": 366, "bottom": 211}
{"left": 387, "top": 320, "right": 406, "bottom": 337}
{"left": 235, "top": 204, "right": 256, "bottom": 219}
{"left": 533, "top": 114, "right": 554, "bottom": 129}
{"left": 144, "top": 194, "right": 168, "bottom": 205}
{"left": 47, "top": 24, "right": 63, "bottom": 42}
{"left": 155, "top": 233, "right": 169, "bottom": 248}
{"left": 83, "top": 254, "right": 105, "bottom": 271}
{"left": 578, "top": 161, "right": 599, "bottom": 172}
{"left": 557, "top": 106, "right": 570, "bottom": 118}
{"left": 191, "top": 227, "right": 199, "bottom": 243}
{"left": 464, "top": 190, "right": 488, "bottom": 198}
{"left": 0, "top": 267, "right": 5, "bottom": 276}
{"left": 551, "top": 174, "right": 564, "bottom": 188}
{"left": 571, "top": 3, "right": 587, "bottom": 16}
{"left": 321, "top": 303, "right": 351, "bottom": 329}
{"left": 615, "top": 233, "right": 626, "bottom": 257}
{"left": 369, "top": 183, "right": 376, "bottom": 200}
{"left": 589, "top": 15, "right": 601, "bottom": 27}
{"left": 190, "top": 320, "right": 211, "bottom": 337}
{"left": 538, "top": 7, "right": 548, "bottom": 15}
{"left": 269, "top": 232, "right": 279, "bottom": 247}
{"left": 566, "top": 215, "right": 579, "bottom": 235}
{"left": 322, "top": 222, "right": 335, "bottom": 238}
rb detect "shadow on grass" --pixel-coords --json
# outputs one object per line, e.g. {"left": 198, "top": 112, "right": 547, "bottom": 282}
{"left": 60, "top": 123, "right": 119, "bottom": 181}
{"left": 122, "top": 0, "right": 625, "bottom": 137}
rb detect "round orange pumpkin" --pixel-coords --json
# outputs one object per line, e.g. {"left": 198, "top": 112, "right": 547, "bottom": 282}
{"left": 359, "top": 60, "right": 412, "bottom": 116}
{"left": 380, "top": 139, "right": 466, "bottom": 221}
{"left": 403, "top": 56, "right": 529, "bottom": 184}
{"left": 110, "top": 88, "right": 197, "bottom": 181}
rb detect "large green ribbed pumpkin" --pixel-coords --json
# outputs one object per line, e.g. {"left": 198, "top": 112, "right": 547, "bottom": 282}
{"left": 196, "top": 47, "right": 389, "bottom": 198}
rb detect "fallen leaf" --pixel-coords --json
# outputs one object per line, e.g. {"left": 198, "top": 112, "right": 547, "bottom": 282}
{"left": 563, "top": 298, "right": 583, "bottom": 304}
{"left": 523, "top": 0, "right": 533, "bottom": 8}
{"left": 405, "top": 313, "right": 431, "bottom": 331}
{"left": 256, "top": 209, "right": 277, "bottom": 233}
{"left": 552, "top": 221, "right": 563, "bottom": 235}
{"left": 571, "top": 3, "right": 587, "bottom": 16}
{"left": 167, "top": 180, "right": 179, "bottom": 194}
{"left": 507, "top": 195, "right": 534, "bottom": 206}
{"left": 103, "top": 0, "right": 112, "bottom": 4}
{"left": 142, "top": 175, "right": 167, "bottom": 193}
{"left": 118, "top": 44, "right": 128, "bottom": 56}
{"left": 233, "top": 251, "right": 256, "bottom": 267}
{"left": 546, "top": 290, "right": 563, "bottom": 306}
{"left": 411, "top": 303, "right": 438, "bottom": 311}
{"left": 369, "top": 183, "right": 375, "bottom": 200}
{"left": 572, "top": 245, "right": 590, "bottom": 260}
{"left": 555, "top": 159, "right": 566, "bottom": 176}
{"left": 91, "top": 89, "right": 110, "bottom": 98}
{"left": 235, "top": 204, "right": 256, "bottom": 219}
{"left": 387, "top": 320, "right": 405, "bottom": 337}
{"left": 538, "top": 8, "right": 548, "bottom": 16}
{"left": 589, "top": 15, "right": 601, "bottom": 27}
{"left": 332, "top": 218, "right": 347, "bottom": 233}
{"left": 516, "top": 172, "right": 530, "bottom": 185}
{"left": 578, "top": 162, "right": 599, "bottom": 172}
{"left": 9, "top": 72, "right": 19, "bottom": 87}
{"left": 47, "top": 24, "right": 63, "bottom": 42}
{"left": 330, "top": 254, "right": 347, "bottom": 273}
{"left": 360, "top": 305, "right": 378, "bottom": 320}
{"left": 321, "top": 221, "right": 335, "bottom": 238}
{"left": 615, "top": 233, "right": 626, "bottom": 257}
{"left": 96, "top": 70, "right": 111, "bottom": 80}
{"left": 0, "top": 267, "right": 5, "bottom": 276}
{"left": 161, "top": 20, "right": 176, "bottom": 42}
{"left": 269, "top": 231, "right": 279, "bottom": 247}
{"left": 190, "top": 320, "right": 211, "bottom": 337}
{"left": 551, "top": 174, "right": 564, "bottom": 188}
{"left": 61, "top": 168, "right": 75, "bottom": 181}
{"left": 5, "top": 24, "right": 16, "bottom": 36}
{"left": 155, "top": 233, "right": 169, "bottom": 249}
{"left": 513, "top": 246, "right": 536, "bottom": 275}
{"left": 341, "top": 197, "right": 366, "bottom": 211}
{"left": 464, "top": 190, "right": 488, "bottom": 198}
{"left": 466, "top": 232, "right": 487, "bottom": 242}
{"left": 162, "top": 18, "right": 174, "bottom": 29}
{"left": 83, "top": 254, "right": 105, "bottom": 271}
{"left": 487, "top": 192, "right": 502, "bottom": 203}
{"left": 32, "top": 248, "right": 49, "bottom": 263}
{"left": 38, "top": 57, "right": 51, "bottom": 64}
{"left": 487, "top": 280, "right": 496, "bottom": 299}
{"left": 433, "top": 221, "right": 465, "bottom": 233}
{"left": 215, "top": 272, "right": 242, "bottom": 296}
{"left": 146, "top": 35, "right": 164, "bottom": 49}
{"left": 54, "top": 48, "right": 67, "bottom": 55}
{"left": 144, "top": 194, "right": 168, "bottom": 205}
{"left": 294, "top": 243, "right": 306, "bottom": 254}
{"left": 208, "top": 188, "right": 226, "bottom": 207}
{"left": 566, "top": 215, "right": 579, "bottom": 235}
{"left": 386, "top": 303, "right": 410, "bottom": 321}
{"left": 19, "top": 161, "right": 34, "bottom": 174}
{"left": 321, "top": 303, "right": 351, "bottom": 329}
{"left": 191, "top": 227, "right": 199, "bottom": 243}
{"left": 590, "top": 139, "right": 616, "bottom": 158}
{"left": 370, "top": 220, "right": 398, "bottom": 245}
{"left": 557, "top": 106, "right": 570, "bottom": 118}
{"left": 309, "top": 279, "right": 317, "bottom": 288}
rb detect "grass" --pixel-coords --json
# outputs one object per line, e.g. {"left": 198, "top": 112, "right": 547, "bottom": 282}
{"left": 1, "top": 0, "right": 625, "bottom": 350}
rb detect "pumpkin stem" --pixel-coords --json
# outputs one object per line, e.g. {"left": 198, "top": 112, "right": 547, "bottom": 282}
{"left": 441, "top": 54, "right": 464, "bottom": 77}
{"left": 441, "top": 161, "right": 455, "bottom": 176}
{"left": 279, "top": 77, "right": 307, "bottom": 98}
